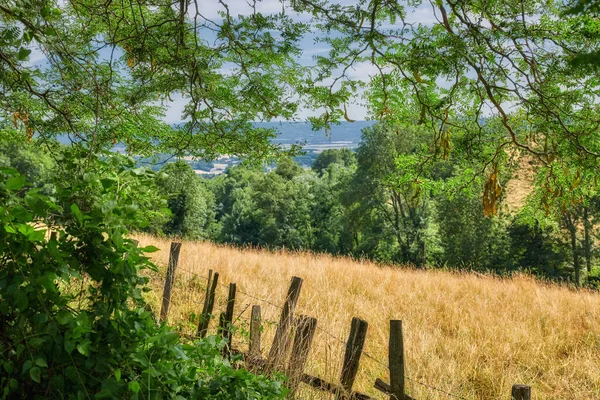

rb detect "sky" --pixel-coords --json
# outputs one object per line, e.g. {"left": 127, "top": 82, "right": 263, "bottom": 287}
{"left": 160, "top": 0, "right": 437, "bottom": 123}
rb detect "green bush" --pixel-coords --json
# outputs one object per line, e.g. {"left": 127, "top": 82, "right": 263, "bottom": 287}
{"left": 0, "top": 151, "right": 286, "bottom": 399}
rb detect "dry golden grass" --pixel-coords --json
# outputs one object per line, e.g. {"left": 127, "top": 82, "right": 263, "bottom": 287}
{"left": 133, "top": 233, "right": 600, "bottom": 400}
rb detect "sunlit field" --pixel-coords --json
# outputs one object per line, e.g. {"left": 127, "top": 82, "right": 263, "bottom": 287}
{"left": 134, "top": 233, "right": 600, "bottom": 400}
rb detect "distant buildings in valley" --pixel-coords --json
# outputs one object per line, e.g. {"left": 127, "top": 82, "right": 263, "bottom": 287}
{"left": 137, "top": 121, "right": 374, "bottom": 176}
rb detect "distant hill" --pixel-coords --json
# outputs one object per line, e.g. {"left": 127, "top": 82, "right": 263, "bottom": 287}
{"left": 55, "top": 120, "right": 374, "bottom": 152}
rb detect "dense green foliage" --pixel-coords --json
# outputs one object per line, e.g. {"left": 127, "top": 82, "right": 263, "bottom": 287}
{"left": 0, "top": 147, "right": 287, "bottom": 399}
{"left": 141, "top": 124, "right": 599, "bottom": 285}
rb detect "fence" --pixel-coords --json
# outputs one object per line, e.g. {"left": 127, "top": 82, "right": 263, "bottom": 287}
{"left": 154, "top": 241, "right": 532, "bottom": 400}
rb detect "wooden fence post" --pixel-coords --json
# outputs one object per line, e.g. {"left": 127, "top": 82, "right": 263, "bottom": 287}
{"left": 339, "top": 317, "right": 369, "bottom": 397}
{"left": 267, "top": 276, "right": 303, "bottom": 371}
{"left": 511, "top": 384, "right": 531, "bottom": 400}
{"left": 159, "top": 242, "right": 181, "bottom": 322}
{"left": 389, "top": 320, "right": 405, "bottom": 400}
{"left": 198, "top": 270, "right": 219, "bottom": 337}
{"left": 249, "top": 305, "right": 262, "bottom": 359}
{"left": 287, "top": 315, "right": 317, "bottom": 395}
{"left": 220, "top": 283, "right": 237, "bottom": 353}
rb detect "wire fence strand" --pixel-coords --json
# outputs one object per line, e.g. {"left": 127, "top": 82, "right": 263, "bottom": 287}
{"left": 160, "top": 265, "right": 468, "bottom": 400}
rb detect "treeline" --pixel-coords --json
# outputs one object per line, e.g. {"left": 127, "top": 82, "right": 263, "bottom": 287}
{"left": 154, "top": 125, "right": 599, "bottom": 285}
{"left": 2, "top": 125, "right": 598, "bottom": 286}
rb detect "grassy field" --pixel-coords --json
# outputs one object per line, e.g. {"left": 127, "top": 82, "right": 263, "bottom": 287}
{"left": 134, "top": 233, "right": 600, "bottom": 400}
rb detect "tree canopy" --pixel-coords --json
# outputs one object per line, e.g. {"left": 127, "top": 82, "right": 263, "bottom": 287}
{"left": 2, "top": 0, "right": 600, "bottom": 214}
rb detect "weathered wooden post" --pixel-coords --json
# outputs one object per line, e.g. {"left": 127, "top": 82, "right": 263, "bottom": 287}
{"left": 511, "top": 384, "right": 531, "bottom": 400}
{"left": 339, "top": 317, "right": 369, "bottom": 398}
{"left": 220, "top": 283, "right": 237, "bottom": 354}
{"left": 287, "top": 315, "right": 317, "bottom": 395}
{"left": 198, "top": 270, "right": 219, "bottom": 337}
{"left": 159, "top": 241, "right": 181, "bottom": 322}
{"left": 267, "top": 276, "right": 303, "bottom": 371}
{"left": 249, "top": 305, "right": 262, "bottom": 359}
{"left": 389, "top": 320, "right": 405, "bottom": 400}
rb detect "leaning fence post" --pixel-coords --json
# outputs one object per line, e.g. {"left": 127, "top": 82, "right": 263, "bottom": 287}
{"left": 511, "top": 384, "right": 531, "bottom": 400}
{"left": 159, "top": 242, "right": 181, "bottom": 322}
{"left": 249, "top": 305, "right": 262, "bottom": 359}
{"left": 287, "top": 315, "right": 317, "bottom": 395}
{"left": 267, "top": 276, "right": 303, "bottom": 371}
{"left": 198, "top": 271, "right": 219, "bottom": 337}
{"left": 220, "top": 283, "right": 237, "bottom": 354}
{"left": 389, "top": 320, "right": 405, "bottom": 400}
{"left": 339, "top": 317, "right": 369, "bottom": 397}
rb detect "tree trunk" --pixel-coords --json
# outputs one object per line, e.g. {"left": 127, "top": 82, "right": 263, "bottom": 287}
{"left": 583, "top": 207, "right": 592, "bottom": 274}
{"left": 565, "top": 212, "right": 582, "bottom": 287}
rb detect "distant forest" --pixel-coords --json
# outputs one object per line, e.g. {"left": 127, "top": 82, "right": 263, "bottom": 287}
{"left": 4, "top": 123, "right": 598, "bottom": 287}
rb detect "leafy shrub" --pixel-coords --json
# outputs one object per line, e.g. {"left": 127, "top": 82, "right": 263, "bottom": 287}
{"left": 0, "top": 150, "right": 286, "bottom": 399}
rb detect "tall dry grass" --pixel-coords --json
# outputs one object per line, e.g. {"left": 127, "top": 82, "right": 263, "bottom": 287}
{"left": 134, "top": 233, "right": 600, "bottom": 400}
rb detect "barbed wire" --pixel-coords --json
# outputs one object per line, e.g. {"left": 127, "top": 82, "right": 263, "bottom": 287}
{"left": 163, "top": 267, "right": 468, "bottom": 400}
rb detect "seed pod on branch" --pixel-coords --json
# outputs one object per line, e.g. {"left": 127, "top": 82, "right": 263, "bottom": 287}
{"left": 483, "top": 165, "right": 502, "bottom": 217}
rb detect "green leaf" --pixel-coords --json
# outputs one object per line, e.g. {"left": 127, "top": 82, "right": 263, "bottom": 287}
{"left": 28, "top": 229, "right": 46, "bottom": 242}
{"left": 22, "top": 360, "right": 32, "bottom": 373}
{"left": 70, "top": 203, "right": 83, "bottom": 225}
{"left": 30, "top": 367, "right": 41, "bottom": 383}
{"left": 14, "top": 291, "right": 29, "bottom": 311}
{"left": 128, "top": 381, "right": 140, "bottom": 394}
{"left": 22, "top": 31, "right": 32, "bottom": 44}
{"left": 114, "top": 368, "right": 121, "bottom": 382}
{"left": 18, "top": 224, "right": 34, "bottom": 237}
{"left": 140, "top": 245, "right": 159, "bottom": 253}
{"left": 17, "top": 47, "right": 32, "bottom": 61}
{"left": 6, "top": 175, "right": 26, "bottom": 190}
{"left": 37, "top": 272, "right": 57, "bottom": 293}
{"left": 20, "top": 71, "right": 31, "bottom": 82}
{"left": 76, "top": 339, "right": 91, "bottom": 356}
{"left": 64, "top": 339, "right": 75, "bottom": 354}
{"left": 101, "top": 200, "right": 117, "bottom": 214}
{"left": 56, "top": 310, "right": 73, "bottom": 325}
{"left": 100, "top": 178, "right": 116, "bottom": 189}
{"left": 35, "top": 358, "right": 48, "bottom": 368}
{"left": 3, "top": 361, "right": 13, "bottom": 374}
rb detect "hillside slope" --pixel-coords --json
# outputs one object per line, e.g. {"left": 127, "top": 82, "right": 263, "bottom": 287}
{"left": 135, "top": 234, "right": 600, "bottom": 400}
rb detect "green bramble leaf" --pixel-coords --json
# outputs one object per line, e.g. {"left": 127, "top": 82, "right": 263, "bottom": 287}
{"left": 76, "top": 339, "right": 91, "bottom": 356}
{"left": 29, "top": 367, "right": 41, "bottom": 383}
{"left": 34, "top": 358, "right": 47, "bottom": 368}
{"left": 128, "top": 381, "right": 140, "bottom": 394}
{"left": 140, "top": 245, "right": 160, "bottom": 253}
